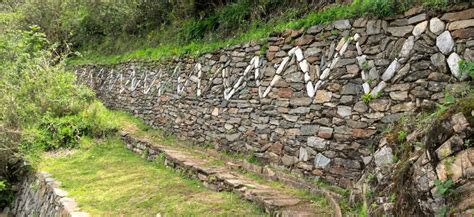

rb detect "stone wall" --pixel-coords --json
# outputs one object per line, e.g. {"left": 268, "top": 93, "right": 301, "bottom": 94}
{"left": 76, "top": 5, "right": 474, "bottom": 188}
{"left": 356, "top": 110, "right": 473, "bottom": 216}
{"left": 12, "top": 172, "right": 89, "bottom": 217}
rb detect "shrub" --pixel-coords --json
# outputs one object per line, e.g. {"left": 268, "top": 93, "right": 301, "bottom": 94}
{"left": 352, "top": 0, "right": 396, "bottom": 18}
{"left": 0, "top": 25, "right": 94, "bottom": 208}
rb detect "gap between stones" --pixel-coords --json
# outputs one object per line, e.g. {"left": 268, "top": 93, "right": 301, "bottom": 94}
{"left": 120, "top": 131, "right": 343, "bottom": 217}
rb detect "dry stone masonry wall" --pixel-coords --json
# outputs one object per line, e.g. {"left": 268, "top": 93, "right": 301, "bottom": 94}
{"left": 77, "top": 6, "right": 474, "bottom": 188}
{"left": 358, "top": 111, "right": 473, "bottom": 216}
{"left": 12, "top": 172, "right": 89, "bottom": 217}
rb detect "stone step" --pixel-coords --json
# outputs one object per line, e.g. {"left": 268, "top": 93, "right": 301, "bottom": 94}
{"left": 121, "top": 131, "right": 342, "bottom": 217}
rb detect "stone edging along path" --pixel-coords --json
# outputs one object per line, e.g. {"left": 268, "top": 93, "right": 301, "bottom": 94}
{"left": 12, "top": 172, "right": 89, "bottom": 217}
{"left": 121, "top": 131, "right": 342, "bottom": 217}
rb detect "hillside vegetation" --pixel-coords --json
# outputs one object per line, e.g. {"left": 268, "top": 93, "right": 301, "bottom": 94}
{"left": 2, "top": 0, "right": 461, "bottom": 65}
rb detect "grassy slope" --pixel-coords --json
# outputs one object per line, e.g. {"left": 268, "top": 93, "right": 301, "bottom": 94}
{"left": 40, "top": 136, "right": 266, "bottom": 216}
{"left": 67, "top": 0, "right": 450, "bottom": 66}
{"left": 68, "top": 4, "right": 357, "bottom": 66}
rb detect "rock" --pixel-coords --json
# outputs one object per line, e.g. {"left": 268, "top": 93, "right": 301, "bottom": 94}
{"left": 352, "top": 129, "right": 376, "bottom": 138}
{"left": 301, "top": 125, "right": 319, "bottom": 136}
{"left": 435, "top": 135, "right": 464, "bottom": 160}
{"left": 362, "top": 82, "right": 370, "bottom": 94}
{"left": 282, "top": 114, "right": 299, "bottom": 122}
{"left": 333, "top": 19, "right": 351, "bottom": 30}
{"left": 391, "top": 63, "right": 410, "bottom": 83}
{"left": 347, "top": 120, "right": 368, "bottom": 129}
{"left": 381, "top": 60, "right": 400, "bottom": 81}
{"left": 367, "top": 20, "right": 381, "bottom": 35}
{"left": 400, "top": 36, "right": 415, "bottom": 57}
{"left": 447, "top": 52, "right": 466, "bottom": 80}
{"left": 299, "top": 147, "right": 309, "bottom": 161}
{"left": 451, "top": 28, "right": 474, "bottom": 39}
{"left": 314, "top": 153, "right": 331, "bottom": 168}
{"left": 307, "top": 137, "right": 328, "bottom": 150}
{"left": 408, "top": 13, "right": 427, "bottom": 24}
{"left": 337, "top": 106, "right": 352, "bottom": 118}
{"left": 354, "top": 17, "right": 368, "bottom": 27}
{"left": 451, "top": 112, "right": 469, "bottom": 133}
{"left": 294, "top": 35, "right": 314, "bottom": 46}
{"left": 341, "top": 83, "right": 361, "bottom": 95}
{"left": 270, "top": 143, "right": 283, "bottom": 155}
{"left": 224, "top": 124, "right": 233, "bottom": 130}
{"left": 436, "top": 31, "right": 454, "bottom": 54}
{"left": 441, "top": 8, "right": 474, "bottom": 22}
{"left": 369, "top": 67, "right": 380, "bottom": 81}
{"left": 429, "top": 17, "right": 445, "bottom": 35}
{"left": 386, "top": 26, "right": 414, "bottom": 37}
{"left": 307, "top": 25, "right": 323, "bottom": 34}
{"left": 304, "top": 47, "right": 322, "bottom": 57}
{"left": 289, "top": 97, "right": 312, "bottom": 106}
{"left": 412, "top": 21, "right": 428, "bottom": 37}
{"left": 465, "top": 49, "right": 474, "bottom": 61}
{"left": 275, "top": 50, "right": 287, "bottom": 58}
{"left": 431, "top": 53, "right": 447, "bottom": 73}
{"left": 436, "top": 149, "right": 474, "bottom": 182}
{"left": 356, "top": 55, "right": 367, "bottom": 68}
{"left": 268, "top": 46, "right": 279, "bottom": 52}
{"left": 390, "top": 91, "right": 408, "bottom": 100}
{"left": 212, "top": 107, "right": 219, "bottom": 116}
{"left": 447, "top": 19, "right": 474, "bottom": 31}
{"left": 318, "top": 127, "right": 333, "bottom": 139}
{"left": 226, "top": 133, "right": 241, "bottom": 142}
{"left": 404, "top": 6, "right": 423, "bottom": 17}
{"left": 314, "top": 90, "right": 332, "bottom": 103}
{"left": 391, "top": 18, "right": 408, "bottom": 26}
{"left": 282, "top": 155, "right": 298, "bottom": 166}
{"left": 354, "top": 101, "right": 368, "bottom": 113}
{"left": 369, "top": 99, "right": 391, "bottom": 111}
{"left": 391, "top": 102, "right": 415, "bottom": 112}
{"left": 374, "top": 146, "right": 393, "bottom": 168}
{"left": 340, "top": 95, "right": 353, "bottom": 104}
{"left": 277, "top": 88, "right": 294, "bottom": 98}
{"left": 371, "top": 81, "right": 387, "bottom": 98}
{"left": 346, "top": 64, "right": 359, "bottom": 76}
{"left": 288, "top": 107, "right": 310, "bottom": 114}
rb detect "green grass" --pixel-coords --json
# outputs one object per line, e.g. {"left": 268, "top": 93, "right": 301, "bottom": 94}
{"left": 39, "top": 136, "right": 266, "bottom": 216}
{"left": 74, "top": 102, "right": 337, "bottom": 213}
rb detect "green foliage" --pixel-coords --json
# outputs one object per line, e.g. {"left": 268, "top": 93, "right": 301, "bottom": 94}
{"left": 361, "top": 61, "right": 370, "bottom": 71}
{"left": 434, "top": 179, "right": 455, "bottom": 196}
{"left": 366, "top": 173, "right": 376, "bottom": 183}
{"left": 397, "top": 130, "right": 408, "bottom": 142}
{"left": 0, "top": 180, "right": 5, "bottom": 191}
{"left": 459, "top": 60, "right": 474, "bottom": 79}
{"left": 422, "top": 0, "right": 449, "bottom": 9}
{"left": 352, "top": 0, "right": 395, "bottom": 18}
{"left": 358, "top": 202, "right": 368, "bottom": 217}
{"left": 362, "top": 93, "right": 374, "bottom": 104}
{"left": 437, "top": 206, "right": 449, "bottom": 217}
{"left": 0, "top": 179, "right": 12, "bottom": 208}
{"left": 389, "top": 193, "right": 397, "bottom": 203}
{"left": 0, "top": 24, "right": 100, "bottom": 208}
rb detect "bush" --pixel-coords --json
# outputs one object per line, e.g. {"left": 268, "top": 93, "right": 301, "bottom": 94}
{"left": 352, "top": 0, "right": 396, "bottom": 18}
{"left": 0, "top": 25, "right": 94, "bottom": 208}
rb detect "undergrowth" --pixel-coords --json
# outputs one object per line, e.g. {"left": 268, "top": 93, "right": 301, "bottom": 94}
{"left": 66, "top": 0, "right": 458, "bottom": 65}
